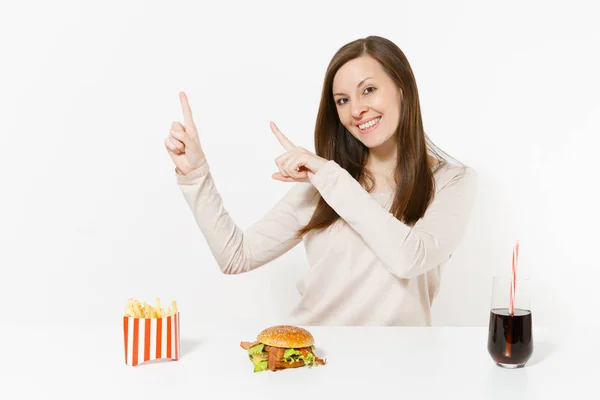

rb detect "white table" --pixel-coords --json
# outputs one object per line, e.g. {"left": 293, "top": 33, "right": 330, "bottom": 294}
{"left": 3, "top": 322, "right": 594, "bottom": 399}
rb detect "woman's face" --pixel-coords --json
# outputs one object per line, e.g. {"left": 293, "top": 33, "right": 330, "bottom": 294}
{"left": 332, "top": 55, "right": 402, "bottom": 150}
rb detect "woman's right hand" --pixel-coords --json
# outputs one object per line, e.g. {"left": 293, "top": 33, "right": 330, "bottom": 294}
{"left": 165, "top": 91, "right": 207, "bottom": 175}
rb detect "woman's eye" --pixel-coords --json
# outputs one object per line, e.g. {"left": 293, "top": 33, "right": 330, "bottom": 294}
{"left": 335, "top": 88, "right": 374, "bottom": 105}
{"left": 364, "top": 86, "right": 376, "bottom": 95}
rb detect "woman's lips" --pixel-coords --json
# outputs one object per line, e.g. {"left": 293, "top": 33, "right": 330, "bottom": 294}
{"left": 358, "top": 117, "right": 381, "bottom": 134}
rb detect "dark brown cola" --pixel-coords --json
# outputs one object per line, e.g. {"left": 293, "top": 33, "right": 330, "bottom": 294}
{"left": 487, "top": 308, "right": 533, "bottom": 367}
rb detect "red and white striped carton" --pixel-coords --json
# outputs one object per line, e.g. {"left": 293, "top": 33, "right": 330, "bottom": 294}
{"left": 123, "top": 312, "right": 180, "bottom": 366}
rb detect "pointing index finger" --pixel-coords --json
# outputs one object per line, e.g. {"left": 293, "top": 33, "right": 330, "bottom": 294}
{"left": 270, "top": 121, "right": 295, "bottom": 151}
{"left": 179, "top": 91, "right": 197, "bottom": 132}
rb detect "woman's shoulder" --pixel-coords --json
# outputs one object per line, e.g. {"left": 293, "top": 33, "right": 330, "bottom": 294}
{"left": 433, "top": 159, "right": 478, "bottom": 193}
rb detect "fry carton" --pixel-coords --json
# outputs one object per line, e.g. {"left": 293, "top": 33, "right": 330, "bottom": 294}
{"left": 123, "top": 297, "right": 180, "bottom": 366}
{"left": 123, "top": 312, "right": 180, "bottom": 366}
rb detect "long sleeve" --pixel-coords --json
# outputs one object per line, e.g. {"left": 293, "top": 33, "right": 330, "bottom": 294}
{"left": 308, "top": 160, "right": 478, "bottom": 279}
{"left": 176, "top": 162, "right": 312, "bottom": 274}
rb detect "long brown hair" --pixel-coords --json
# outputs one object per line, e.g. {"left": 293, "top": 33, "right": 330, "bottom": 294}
{"left": 296, "top": 36, "right": 450, "bottom": 239}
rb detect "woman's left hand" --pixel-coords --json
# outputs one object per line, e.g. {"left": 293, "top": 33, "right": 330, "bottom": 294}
{"left": 270, "top": 121, "right": 329, "bottom": 183}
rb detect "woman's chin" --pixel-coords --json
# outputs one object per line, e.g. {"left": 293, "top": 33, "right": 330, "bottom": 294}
{"left": 364, "top": 137, "right": 399, "bottom": 153}
{"left": 359, "top": 136, "right": 384, "bottom": 149}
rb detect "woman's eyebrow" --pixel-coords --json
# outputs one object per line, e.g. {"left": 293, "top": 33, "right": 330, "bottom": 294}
{"left": 333, "top": 77, "right": 374, "bottom": 96}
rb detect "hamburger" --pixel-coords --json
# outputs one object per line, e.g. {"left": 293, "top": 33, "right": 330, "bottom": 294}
{"left": 240, "top": 325, "right": 326, "bottom": 372}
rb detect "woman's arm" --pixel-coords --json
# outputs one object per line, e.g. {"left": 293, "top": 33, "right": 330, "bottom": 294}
{"left": 176, "top": 162, "right": 311, "bottom": 274}
{"left": 308, "top": 160, "right": 478, "bottom": 279}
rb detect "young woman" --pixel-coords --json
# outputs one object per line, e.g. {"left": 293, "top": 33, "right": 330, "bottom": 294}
{"left": 165, "top": 36, "right": 477, "bottom": 326}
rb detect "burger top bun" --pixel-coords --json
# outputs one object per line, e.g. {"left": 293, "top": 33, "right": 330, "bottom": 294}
{"left": 256, "top": 325, "right": 314, "bottom": 348}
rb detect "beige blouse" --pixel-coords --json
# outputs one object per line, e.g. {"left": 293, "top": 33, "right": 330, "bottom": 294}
{"left": 176, "top": 159, "right": 477, "bottom": 326}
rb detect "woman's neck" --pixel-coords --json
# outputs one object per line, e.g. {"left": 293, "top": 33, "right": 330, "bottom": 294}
{"left": 366, "top": 139, "right": 398, "bottom": 175}
{"left": 365, "top": 142, "right": 439, "bottom": 193}
{"left": 365, "top": 141, "right": 398, "bottom": 193}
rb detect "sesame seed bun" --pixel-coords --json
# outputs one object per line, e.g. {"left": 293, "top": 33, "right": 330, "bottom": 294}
{"left": 256, "top": 325, "right": 314, "bottom": 348}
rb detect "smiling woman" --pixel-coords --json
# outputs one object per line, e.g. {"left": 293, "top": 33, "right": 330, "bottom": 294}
{"left": 166, "top": 36, "right": 477, "bottom": 327}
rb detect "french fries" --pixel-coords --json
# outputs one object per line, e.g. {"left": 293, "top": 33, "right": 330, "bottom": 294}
{"left": 125, "top": 297, "right": 178, "bottom": 318}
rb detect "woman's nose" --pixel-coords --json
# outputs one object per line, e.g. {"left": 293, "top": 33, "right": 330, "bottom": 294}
{"left": 351, "top": 100, "right": 368, "bottom": 119}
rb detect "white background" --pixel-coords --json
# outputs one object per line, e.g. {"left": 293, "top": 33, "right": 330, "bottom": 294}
{"left": 1, "top": 0, "right": 598, "bottom": 333}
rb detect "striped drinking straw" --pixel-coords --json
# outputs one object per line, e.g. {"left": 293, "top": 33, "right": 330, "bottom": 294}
{"left": 510, "top": 241, "right": 520, "bottom": 315}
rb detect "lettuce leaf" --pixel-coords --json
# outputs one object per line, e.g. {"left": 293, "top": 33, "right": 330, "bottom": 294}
{"left": 282, "top": 348, "right": 317, "bottom": 367}
{"left": 247, "top": 343, "right": 265, "bottom": 355}
{"left": 283, "top": 348, "right": 302, "bottom": 360}
{"left": 303, "top": 351, "right": 315, "bottom": 366}
{"left": 254, "top": 360, "right": 268, "bottom": 372}
{"left": 249, "top": 353, "right": 269, "bottom": 373}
